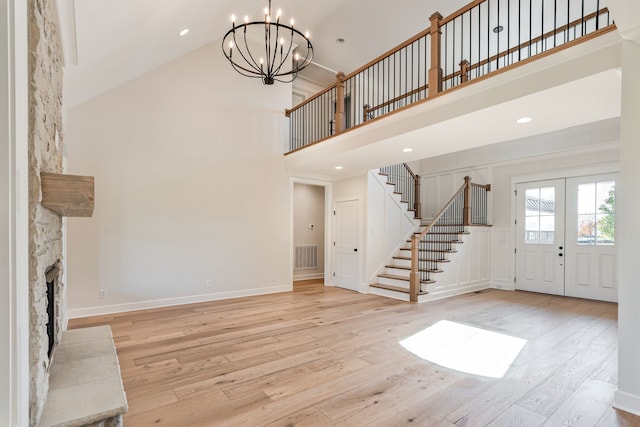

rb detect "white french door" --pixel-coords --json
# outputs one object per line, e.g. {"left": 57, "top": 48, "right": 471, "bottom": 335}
{"left": 515, "top": 174, "right": 618, "bottom": 302}
{"left": 515, "top": 180, "right": 566, "bottom": 296}
{"left": 565, "top": 174, "right": 618, "bottom": 302}
{"left": 334, "top": 199, "right": 360, "bottom": 292}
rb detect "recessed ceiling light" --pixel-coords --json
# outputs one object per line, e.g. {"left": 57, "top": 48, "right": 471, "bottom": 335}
{"left": 402, "top": 148, "right": 413, "bottom": 153}
{"left": 179, "top": 28, "right": 189, "bottom": 37}
{"left": 334, "top": 165, "right": 344, "bottom": 170}
{"left": 516, "top": 117, "right": 532, "bottom": 124}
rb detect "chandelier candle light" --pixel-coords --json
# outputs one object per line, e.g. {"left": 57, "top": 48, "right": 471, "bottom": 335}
{"left": 222, "top": 0, "right": 314, "bottom": 85}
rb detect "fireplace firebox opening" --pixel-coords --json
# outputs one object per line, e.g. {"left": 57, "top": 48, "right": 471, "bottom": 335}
{"left": 45, "top": 263, "right": 59, "bottom": 360}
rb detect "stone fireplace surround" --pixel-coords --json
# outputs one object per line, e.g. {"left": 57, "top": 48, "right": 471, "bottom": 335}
{"left": 28, "top": 0, "right": 65, "bottom": 422}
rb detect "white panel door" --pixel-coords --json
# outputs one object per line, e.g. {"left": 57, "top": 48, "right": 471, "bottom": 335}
{"left": 515, "top": 180, "right": 565, "bottom": 296}
{"left": 565, "top": 174, "right": 618, "bottom": 302}
{"left": 334, "top": 199, "right": 359, "bottom": 292}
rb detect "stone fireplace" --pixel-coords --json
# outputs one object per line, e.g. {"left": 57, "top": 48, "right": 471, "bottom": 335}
{"left": 27, "top": 2, "right": 102, "bottom": 425}
{"left": 28, "top": 0, "right": 65, "bottom": 425}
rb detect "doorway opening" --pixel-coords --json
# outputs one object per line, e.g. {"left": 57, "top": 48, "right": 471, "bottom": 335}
{"left": 293, "top": 183, "right": 326, "bottom": 283}
{"left": 514, "top": 173, "right": 618, "bottom": 302}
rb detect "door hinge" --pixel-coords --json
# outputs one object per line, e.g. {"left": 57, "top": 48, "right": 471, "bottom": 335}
{"left": 514, "top": 189, "right": 517, "bottom": 196}
{"left": 333, "top": 241, "right": 336, "bottom": 246}
{"left": 514, "top": 248, "right": 517, "bottom": 254}
{"left": 514, "top": 219, "right": 517, "bottom": 225}
{"left": 333, "top": 272, "right": 336, "bottom": 277}
{"left": 514, "top": 276, "right": 517, "bottom": 283}
{"left": 333, "top": 210, "right": 336, "bottom": 215}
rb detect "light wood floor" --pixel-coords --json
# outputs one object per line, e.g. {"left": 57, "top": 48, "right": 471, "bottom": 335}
{"left": 69, "top": 281, "right": 640, "bottom": 426}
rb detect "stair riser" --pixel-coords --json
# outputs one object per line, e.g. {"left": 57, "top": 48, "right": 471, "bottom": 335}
{"left": 389, "top": 258, "right": 411, "bottom": 268}
{"left": 383, "top": 267, "right": 411, "bottom": 277}
{"left": 369, "top": 287, "right": 410, "bottom": 302}
{"left": 378, "top": 276, "right": 411, "bottom": 288}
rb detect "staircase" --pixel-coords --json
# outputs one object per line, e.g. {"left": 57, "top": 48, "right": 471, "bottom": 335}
{"left": 370, "top": 172, "right": 491, "bottom": 302}
{"left": 370, "top": 223, "right": 469, "bottom": 301}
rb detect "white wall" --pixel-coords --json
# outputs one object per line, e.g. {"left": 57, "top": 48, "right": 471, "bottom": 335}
{"left": 366, "top": 170, "right": 419, "bottom": 283}
{"left": 65, "top": 43, "right": 292, "bottom": 316}
{"left": 1, "top": 0, "right": 29, "bottom": 424}
{"left": 615, "top": 40, "right": 640, "bottom": 416}
{"left": 293, "top": 183, "right": 325, "bottom": 280}
{"left": 420, "top": 167, "right": 491, "bottom": 221}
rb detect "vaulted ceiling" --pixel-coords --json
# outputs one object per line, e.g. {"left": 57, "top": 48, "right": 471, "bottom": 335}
{"left": 58, "top": 0, "right": 640, "bottom": 110}
{"left": 58, "top": 0, "right": 470, "bottom": 108}
{"left": 57, "top": 1, "right": 640, "bottom": 180}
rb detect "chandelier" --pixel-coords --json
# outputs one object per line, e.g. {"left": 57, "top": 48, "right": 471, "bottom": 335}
{"left": 222, "top": 0, "right": 314, "bottom": 85}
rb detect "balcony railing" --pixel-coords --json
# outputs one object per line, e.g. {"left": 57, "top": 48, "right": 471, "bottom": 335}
{"left": 285, "top": 0, "right": 615, "bottom": 154}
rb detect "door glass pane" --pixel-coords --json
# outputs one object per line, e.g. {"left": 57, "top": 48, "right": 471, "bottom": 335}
{"left": 578, "top": 183, "right": 595, "bottom": 214}
{"left": 597, "top": 181, "right": 615, "bottom": 245}
{"left": 577, "top": 181, "right": 615, "bottom": 245}
{"left": 525, "top": 216, "right": 540, "bottom": 243}
{"left": 577, "top": 214, "right": 596, "bottom": 245}
{"left": 540, "top": 215, "right": 555, "bottom": 244}
{"left": 524, "top": 186, "right": 555, "bottom": 245}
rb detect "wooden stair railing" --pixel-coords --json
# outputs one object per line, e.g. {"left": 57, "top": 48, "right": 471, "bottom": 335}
{"left": 409, "top": 176, "right": 490, "bottom": 302}
{"left": 284, "top": 0, "right": 615, "bottom": 153}
{"left": 379, "top": 163, "right": 421, "bottom": 219}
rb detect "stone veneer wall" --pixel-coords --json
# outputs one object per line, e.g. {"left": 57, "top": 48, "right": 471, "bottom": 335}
{"left": 28, "top": 0, "right": 65, "bottom": 425}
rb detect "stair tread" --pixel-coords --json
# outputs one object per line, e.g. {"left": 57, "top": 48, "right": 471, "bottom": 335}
{"left": 420, "top": 231, "right": 469, "bottom": 235}
{"left": 377, "top": 273, "right": 435, "bottom": 284}
{"left": 370, "top": 283, "right": 429, "bottom": 295}
{"left": 393, "top": 256, "right": 451, "bottom": 262}
{"left": 398, "top": 248, "right": 457, "bottom": 253}
{"left": 385, "top": 265, "right": 443, "bottom": 273}
{"left": 407, "top": 240, "right": 464, "bottom": 244}
{"left": 407, "top": 231, "right": 462, "bottom": 243}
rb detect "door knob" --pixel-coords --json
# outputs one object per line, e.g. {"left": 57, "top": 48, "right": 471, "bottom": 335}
{"left": 354, "top": 248, "right": 358, "bottom": 252}
{"left": 559, "top": 246, "right": 563, "bottom": 250}
{"left": 559, "top": 253, "right": 563, "bottom": 257}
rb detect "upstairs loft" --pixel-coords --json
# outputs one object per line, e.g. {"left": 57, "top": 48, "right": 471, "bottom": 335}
{"left": 284, "top": 0, "right": 622, "bottom": 179}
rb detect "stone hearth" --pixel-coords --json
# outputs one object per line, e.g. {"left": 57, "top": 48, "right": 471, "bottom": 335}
{"left": 38, "top": 326, "right": 128, "bottom": 427}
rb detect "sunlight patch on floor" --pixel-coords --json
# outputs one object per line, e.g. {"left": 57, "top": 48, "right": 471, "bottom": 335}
{"left": 399, "top": 320, "right": 527, "bottom": 379}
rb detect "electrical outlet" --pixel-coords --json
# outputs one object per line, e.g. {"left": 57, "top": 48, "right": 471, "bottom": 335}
{"left": 205, "top": 280, "right": 212, "bottom": 289}
{"left": 99, "top": 288, "right": 108, "bottom": 299}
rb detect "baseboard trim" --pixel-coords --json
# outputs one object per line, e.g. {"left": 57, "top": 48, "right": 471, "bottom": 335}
{"left": 293, "top": 273, "right": 324, "bottom": 281}
{"left": 421, "top": 282, "right": 491, "bottom": 302}
{"left": 66, "top": 285, "right": 292, "bottom": 319}
{"left": 491, "top": 281, "right": 515, "bottom": 291}
{"left": 614, "top": 389, "right": 640, "bottom": 416}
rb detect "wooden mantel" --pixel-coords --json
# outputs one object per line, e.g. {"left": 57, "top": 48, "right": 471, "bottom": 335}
{"left": 41, "top": 172, "right": 95, "bottom": 217}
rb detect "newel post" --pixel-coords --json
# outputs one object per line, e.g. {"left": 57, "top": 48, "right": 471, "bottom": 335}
{"left": 463, "top": 176, "right": 472, "bottom": 226}
{"left": 460, "top": 59, "right": 470, "bottom": 84}
{"left": 428, "top": 12, "right": 443, "bottom": 97}
{"left": 414, "top": 175, "right": 422, "bottom": 219}
{"left": 410, "top": 235, "right": 420, "bottom": 303}
{"left": 335, "top": 72, "right": 346, "bottom": 133}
